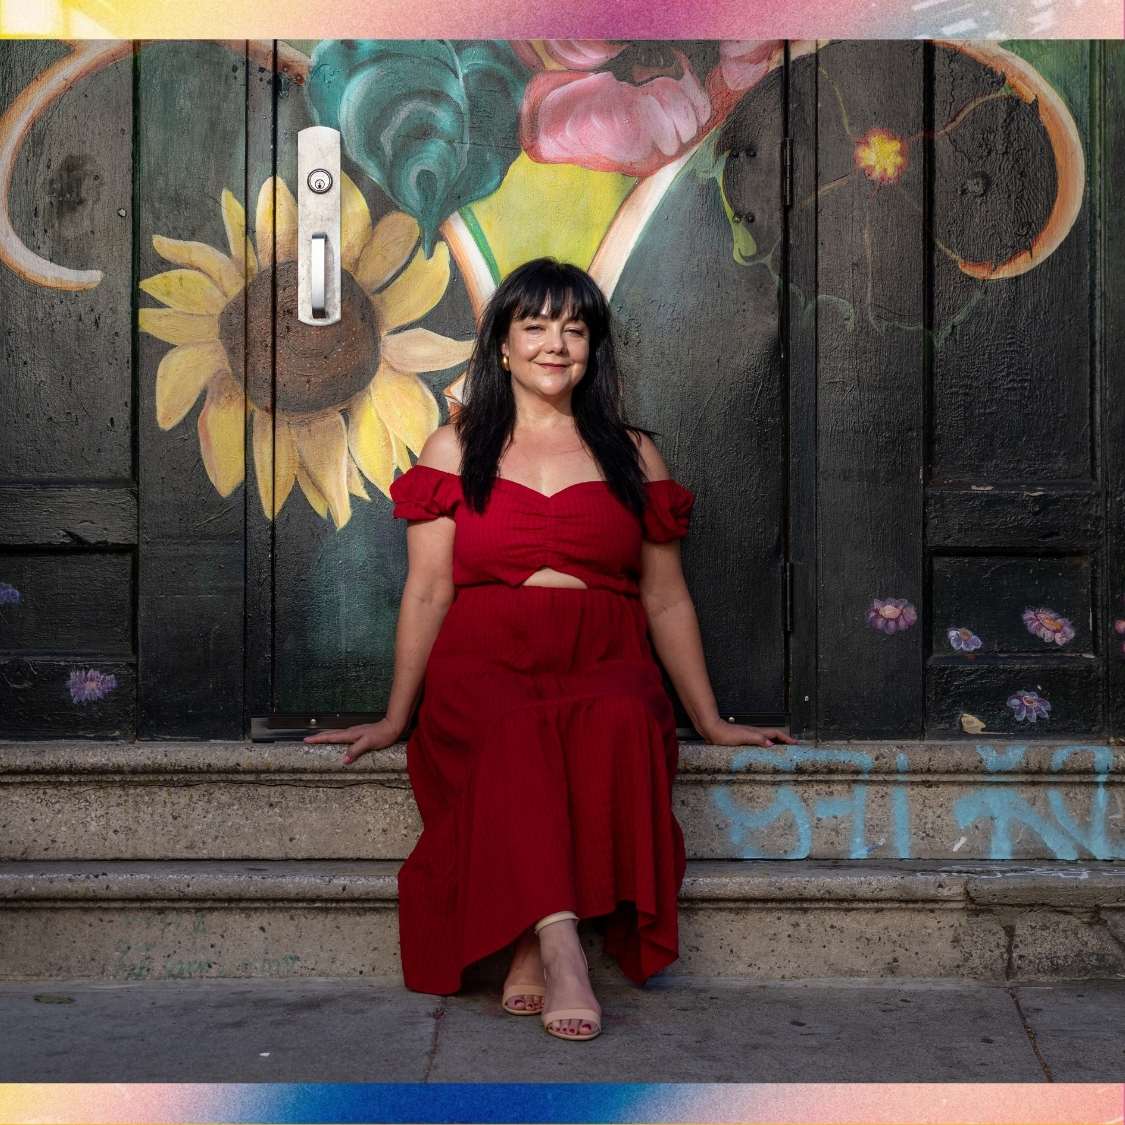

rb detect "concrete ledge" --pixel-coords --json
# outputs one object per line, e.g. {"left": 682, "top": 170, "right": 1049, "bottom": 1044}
{"left": 2, "top": 739, "right": 1123, "bottom": 862}
{"left": 1, "top": 859, "right": 1123, "bottom": 984}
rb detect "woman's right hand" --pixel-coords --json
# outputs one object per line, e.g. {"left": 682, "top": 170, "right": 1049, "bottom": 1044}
{"left": 302, "top": 718, "right": 404, "bottom": 764}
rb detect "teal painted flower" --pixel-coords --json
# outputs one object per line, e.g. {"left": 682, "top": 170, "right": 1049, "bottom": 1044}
{"left": 308, "top": 40, "right": 527, "bottom": 256}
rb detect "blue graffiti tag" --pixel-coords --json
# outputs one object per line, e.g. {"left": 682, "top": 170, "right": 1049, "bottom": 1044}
{"left": 711, "top": 742, "right": 1124, "bottom": 861}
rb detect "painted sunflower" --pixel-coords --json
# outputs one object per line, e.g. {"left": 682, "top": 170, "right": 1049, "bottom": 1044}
{"left": 137, "top": 171, "right": 473, "bottom": 530}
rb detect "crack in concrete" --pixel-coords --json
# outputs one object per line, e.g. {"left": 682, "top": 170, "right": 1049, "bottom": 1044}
{"left": 421, "top": 999, "right": 448, "bottom": 1082}
{"left": 1008, "top": 986, "right": 1055, "bottom": 1082}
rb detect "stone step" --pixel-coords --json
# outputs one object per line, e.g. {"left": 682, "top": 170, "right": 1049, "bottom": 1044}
{"left": 2, "top": 740, "right": 1122, "bottom": 862}
{"left": 1, "top": 858, "right": 1123, "bottom": 983}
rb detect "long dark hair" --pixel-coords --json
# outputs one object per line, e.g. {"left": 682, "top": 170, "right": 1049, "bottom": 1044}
{"left": 452, "top": 257, "right": 657, "bottom": 518}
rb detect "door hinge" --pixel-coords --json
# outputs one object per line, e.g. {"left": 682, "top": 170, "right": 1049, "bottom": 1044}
{"left": 782, "top": 137, "right": 793, "bottom": 208}
{"left": 784, "top": 560, "right": 794, "bottom": 633}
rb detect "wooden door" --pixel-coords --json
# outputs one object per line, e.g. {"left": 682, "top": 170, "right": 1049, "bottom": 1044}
{"left": 258, "top": 39, "right": 791, "bottom": 735}
{"left": 0, "top": 41, "right": 255, "bottom": 738}
{"left": 787, "top": 40, "right": 1125, "bottom": 740}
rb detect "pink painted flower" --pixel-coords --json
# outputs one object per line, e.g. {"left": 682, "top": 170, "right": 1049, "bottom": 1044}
{"left": 867, "top": 596, "right": 918, "bottom": 634}
{"left": 1022, "top": 607, "right": 1075, "bottom": 646}
{"left": 948, "top": 626, "right": 982, "bottom": 653}
{"left": 67, "top": 668, "right": 117, "bottom": 704}
{"left": 1007, "top": 689, "right": 1051, "bottom": 723}
{"left": 514, "top": 40, "right": 781, "bottom": 177}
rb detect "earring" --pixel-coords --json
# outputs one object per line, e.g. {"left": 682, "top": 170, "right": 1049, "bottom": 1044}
{"left": 501, "top": 354, "right": 509, "bottom": 370}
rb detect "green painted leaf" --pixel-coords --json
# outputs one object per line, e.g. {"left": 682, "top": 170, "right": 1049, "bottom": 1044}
{"left": 308, "top": 39, "right": 527, "bottom": 256}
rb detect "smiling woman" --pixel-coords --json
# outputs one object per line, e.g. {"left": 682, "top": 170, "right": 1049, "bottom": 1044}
{"left": 305, "top": 256, "right": 797, "bottom": 1043}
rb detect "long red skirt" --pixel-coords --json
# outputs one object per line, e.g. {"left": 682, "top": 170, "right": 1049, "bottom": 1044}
{"left": 396, "top": 582, "right": 687, "bottom": 995}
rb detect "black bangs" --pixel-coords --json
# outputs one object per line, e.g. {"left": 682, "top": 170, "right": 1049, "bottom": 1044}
{"left": 501, "top": 259, "right": 610, "bottom": 340}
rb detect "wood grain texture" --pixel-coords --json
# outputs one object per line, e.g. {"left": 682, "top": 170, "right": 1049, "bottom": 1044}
{"left": 0, "top": 41, "right": 132, "bottom": 482}
{"left": 0, "top": 42, "right": 135, "bottom": 738}
{"left": 243, "top": 41, "right": 277, "bottom": 730}
{"left": 1104, "top": 42, "right": 1125, "bottom": 739}
{"left": 613, "top": 60, "right": 787, "bottom": 724}
{"left": 136, "top": 41, "right": 248, "bottom": 738}
{"left": 787, "top": 42, "right": 819, "bottom": 738}
{"left": 813, "top": 41, "right": 926, "bottom": 736}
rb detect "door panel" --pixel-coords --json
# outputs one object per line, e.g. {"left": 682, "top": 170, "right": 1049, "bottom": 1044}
{"left": 135, "top": 41, "right": 250, "bottom": 738}
{"left": 791, "top": 40, "right": 1111, "bottom": 739}
{"left": 807, "top": 40, "right": 928, "bottom": 737}
{"left": 266, "top": 39, "right": 791, "bottom": 730}
{"left": 0, "top": 42, "right": 136, "bottom": 736}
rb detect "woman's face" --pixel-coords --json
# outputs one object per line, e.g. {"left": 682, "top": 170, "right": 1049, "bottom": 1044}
{"left": 499, "top": 299, "right": 590, "bottom": 399}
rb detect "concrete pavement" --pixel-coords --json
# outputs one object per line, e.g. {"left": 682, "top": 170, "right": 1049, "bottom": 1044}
{"left": 2, "top": 974, "right": 1123, "bottom": 1082}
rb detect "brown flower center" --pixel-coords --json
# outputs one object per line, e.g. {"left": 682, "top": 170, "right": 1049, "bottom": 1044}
{"left": 219, "top": 261, "right": 382, "bottom": 414}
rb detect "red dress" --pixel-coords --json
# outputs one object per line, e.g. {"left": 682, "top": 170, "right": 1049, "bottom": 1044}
{"left": 387, "top": 464, "right": 696, "bottom": 995}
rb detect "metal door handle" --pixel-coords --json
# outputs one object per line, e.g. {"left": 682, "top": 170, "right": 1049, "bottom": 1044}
{"left": 297, "top": 126, "right": 341, "bottom": 325}
{"left": 310, "top": 233, "right": 327, "bottom": 318}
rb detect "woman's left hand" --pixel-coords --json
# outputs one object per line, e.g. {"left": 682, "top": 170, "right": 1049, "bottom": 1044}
{"left": 698, "top": 719, "right": 799, "bottom": 747}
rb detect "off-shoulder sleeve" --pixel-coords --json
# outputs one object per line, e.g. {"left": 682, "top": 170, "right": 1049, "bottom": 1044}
{"left": 642, "top": 479, "right": 695, "bottom": 542}
{"left": 389, "top": 465, "right": 460, "bottom": 522}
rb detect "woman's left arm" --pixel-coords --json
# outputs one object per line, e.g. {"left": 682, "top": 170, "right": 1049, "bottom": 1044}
{"left": 640, "top": 543, "right": 796, "bottom": 747}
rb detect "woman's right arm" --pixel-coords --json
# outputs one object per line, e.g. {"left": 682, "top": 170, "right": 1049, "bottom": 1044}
{"left": 383, "top": 517, "right": 456, "bottom": 737}
{"left": 304, "top": 425, "right": 461, "bottom": 759}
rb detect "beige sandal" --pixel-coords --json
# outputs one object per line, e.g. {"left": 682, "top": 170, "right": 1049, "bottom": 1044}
{"left": 501, "top": 981, "right": 546, "bottom": 1015}
{"left": 533, "top": 910, "right": 602, "bottom": 1041}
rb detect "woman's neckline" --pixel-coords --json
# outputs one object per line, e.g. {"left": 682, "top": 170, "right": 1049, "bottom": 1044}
{"left": 406, "top": 463, "right": 677, "bottom": 501}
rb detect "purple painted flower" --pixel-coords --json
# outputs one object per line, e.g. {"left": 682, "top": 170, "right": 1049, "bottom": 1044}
{"left": 948, "top": 626, "right": 982, "bottom": 653}
{"left": 67, "top": 668, "right": 117, "bottom": 704}
{"left": 1007, "top": 689, "right": 1051, "bottom": 723}
{"left": 867, "top": 597, "right": 918, "bottom": 634}
{"left": 0, "top": 582, "right": 20, "bottom": 605}
{"left": 1022, "top": 607, "right": 1075, "bottom": 646}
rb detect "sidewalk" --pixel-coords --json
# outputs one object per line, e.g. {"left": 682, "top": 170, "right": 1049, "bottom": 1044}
{"left": 1, "top": 975, "right": 1122, "bottom": 1082}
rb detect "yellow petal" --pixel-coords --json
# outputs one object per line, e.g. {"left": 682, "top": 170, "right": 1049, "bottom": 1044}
{"left": 151, "top": 234, "right": 243, "bottom": 299}
{"left": 353, "top": 210, "right": 419, "bottom": 293}
{"left": 255, "top": 177, "right": 299, "bottom": 268}
{"left": 197, "top": 373, "right": 245, "bottom": 497}
{"left": 252, "top": 410, "right": 299, "bottom": 520}
{"left": 155, "top": 340, "right": 230, "bottom": 430}
{"left": 381, "top": 328, "right": 476, "bottom": 373}
{"left": 346, "top": 387, "right": 395, "bottom": 495}
{"left": 140, "top": 268, "right": 228, "bottom": 315}
{"left": 346, "top": 455, "right": 370, "bottom": 500}
{"left": 249, "top": 411, "right": 297, "bottom": 519}
{"left": 372, "top": 240, "right": 450, "bottom": 331}
{"left": 340, "top": 172, "right": 373, "bottom": 272}
{"left": 391, "top": 429, "right": 413, "bottom": 472}
{"left": 274, "top": 416, "right": 299, "bottom": 514}
{"left": 296, "top": 464, "right": 329, "bottom": 518}
{"left": 289, "top": 412, "right": 352, "bottom": 529}
{"left": 252, "top": 408, "right": 273, "bottom": 518}
{"left": 370, "top": 361, "right": 441, "bottom": 457}
{"left": 139, "top": 307, "right": 219, "bottom": 345}
{"left": 221, "top": 188, "right": 258, "bottom": 281}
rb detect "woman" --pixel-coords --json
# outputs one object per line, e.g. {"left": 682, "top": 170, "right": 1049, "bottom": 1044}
{"left": 305, "top": 257, "right": 797, "bottom": 1041}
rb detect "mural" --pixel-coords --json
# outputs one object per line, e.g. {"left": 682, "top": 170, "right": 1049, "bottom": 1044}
{"left": 0, "top": 38, "right": 1084, "bottom": 527}
{"left": 0, "top": 38, "right": 1108, "bottom": 736}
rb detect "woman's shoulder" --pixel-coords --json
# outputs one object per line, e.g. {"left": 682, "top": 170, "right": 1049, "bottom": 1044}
{"left": 416, "top": 423, "right": 463, "bottom": 474}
